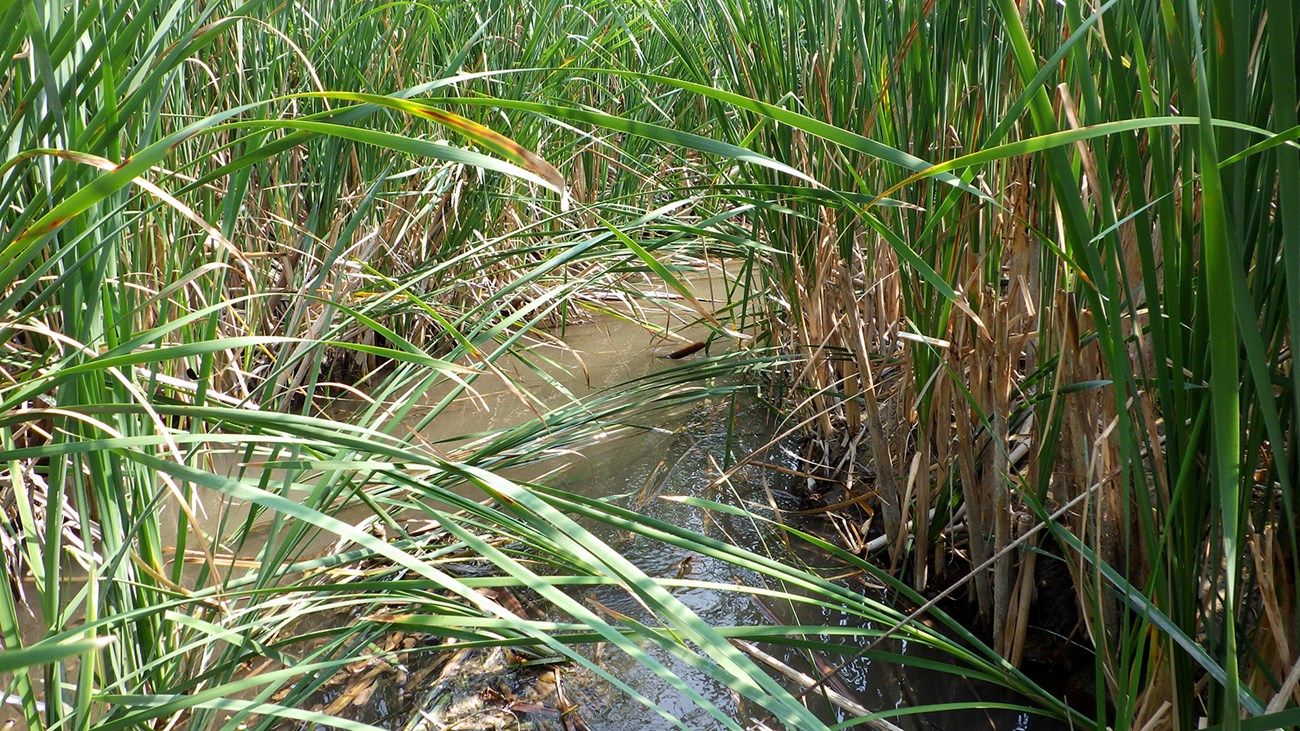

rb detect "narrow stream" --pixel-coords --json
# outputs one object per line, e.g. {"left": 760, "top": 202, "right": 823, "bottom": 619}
{"left": 383, "top": 295, "right": 1056, "bottom": 731}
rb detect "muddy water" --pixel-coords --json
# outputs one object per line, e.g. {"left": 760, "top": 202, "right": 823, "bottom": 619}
{"left": 513, "top": 388, "right": 1045, "bottom": 731}
{"left": 378, "top": 299, "right": 1053, "bottom": 730}
{"left": 238, "top": 283, "right": 1055, "bottom": 729}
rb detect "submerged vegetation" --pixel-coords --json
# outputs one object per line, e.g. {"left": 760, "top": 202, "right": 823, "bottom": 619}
{"left": 2, "top": 0, "right": 1298, "bottom": 729}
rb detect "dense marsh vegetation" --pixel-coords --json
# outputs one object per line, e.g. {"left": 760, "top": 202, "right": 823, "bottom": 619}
{"left": 2, "top": 0, "right": 1298, "bottom": 729}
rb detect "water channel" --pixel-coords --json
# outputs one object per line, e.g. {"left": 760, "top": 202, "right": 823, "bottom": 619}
{"left": 3, "top": 273, "right": 1059, "bottom": 731}
{"left": 353, "top": 287, "right": 1054, "bottom": 731}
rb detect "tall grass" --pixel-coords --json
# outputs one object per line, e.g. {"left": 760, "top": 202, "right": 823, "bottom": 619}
{"left": 552, "top": 0, "right": 1296, "bottom": 728}
{"left": 4, "top": 1, "right": 1299, "bottom": 730}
